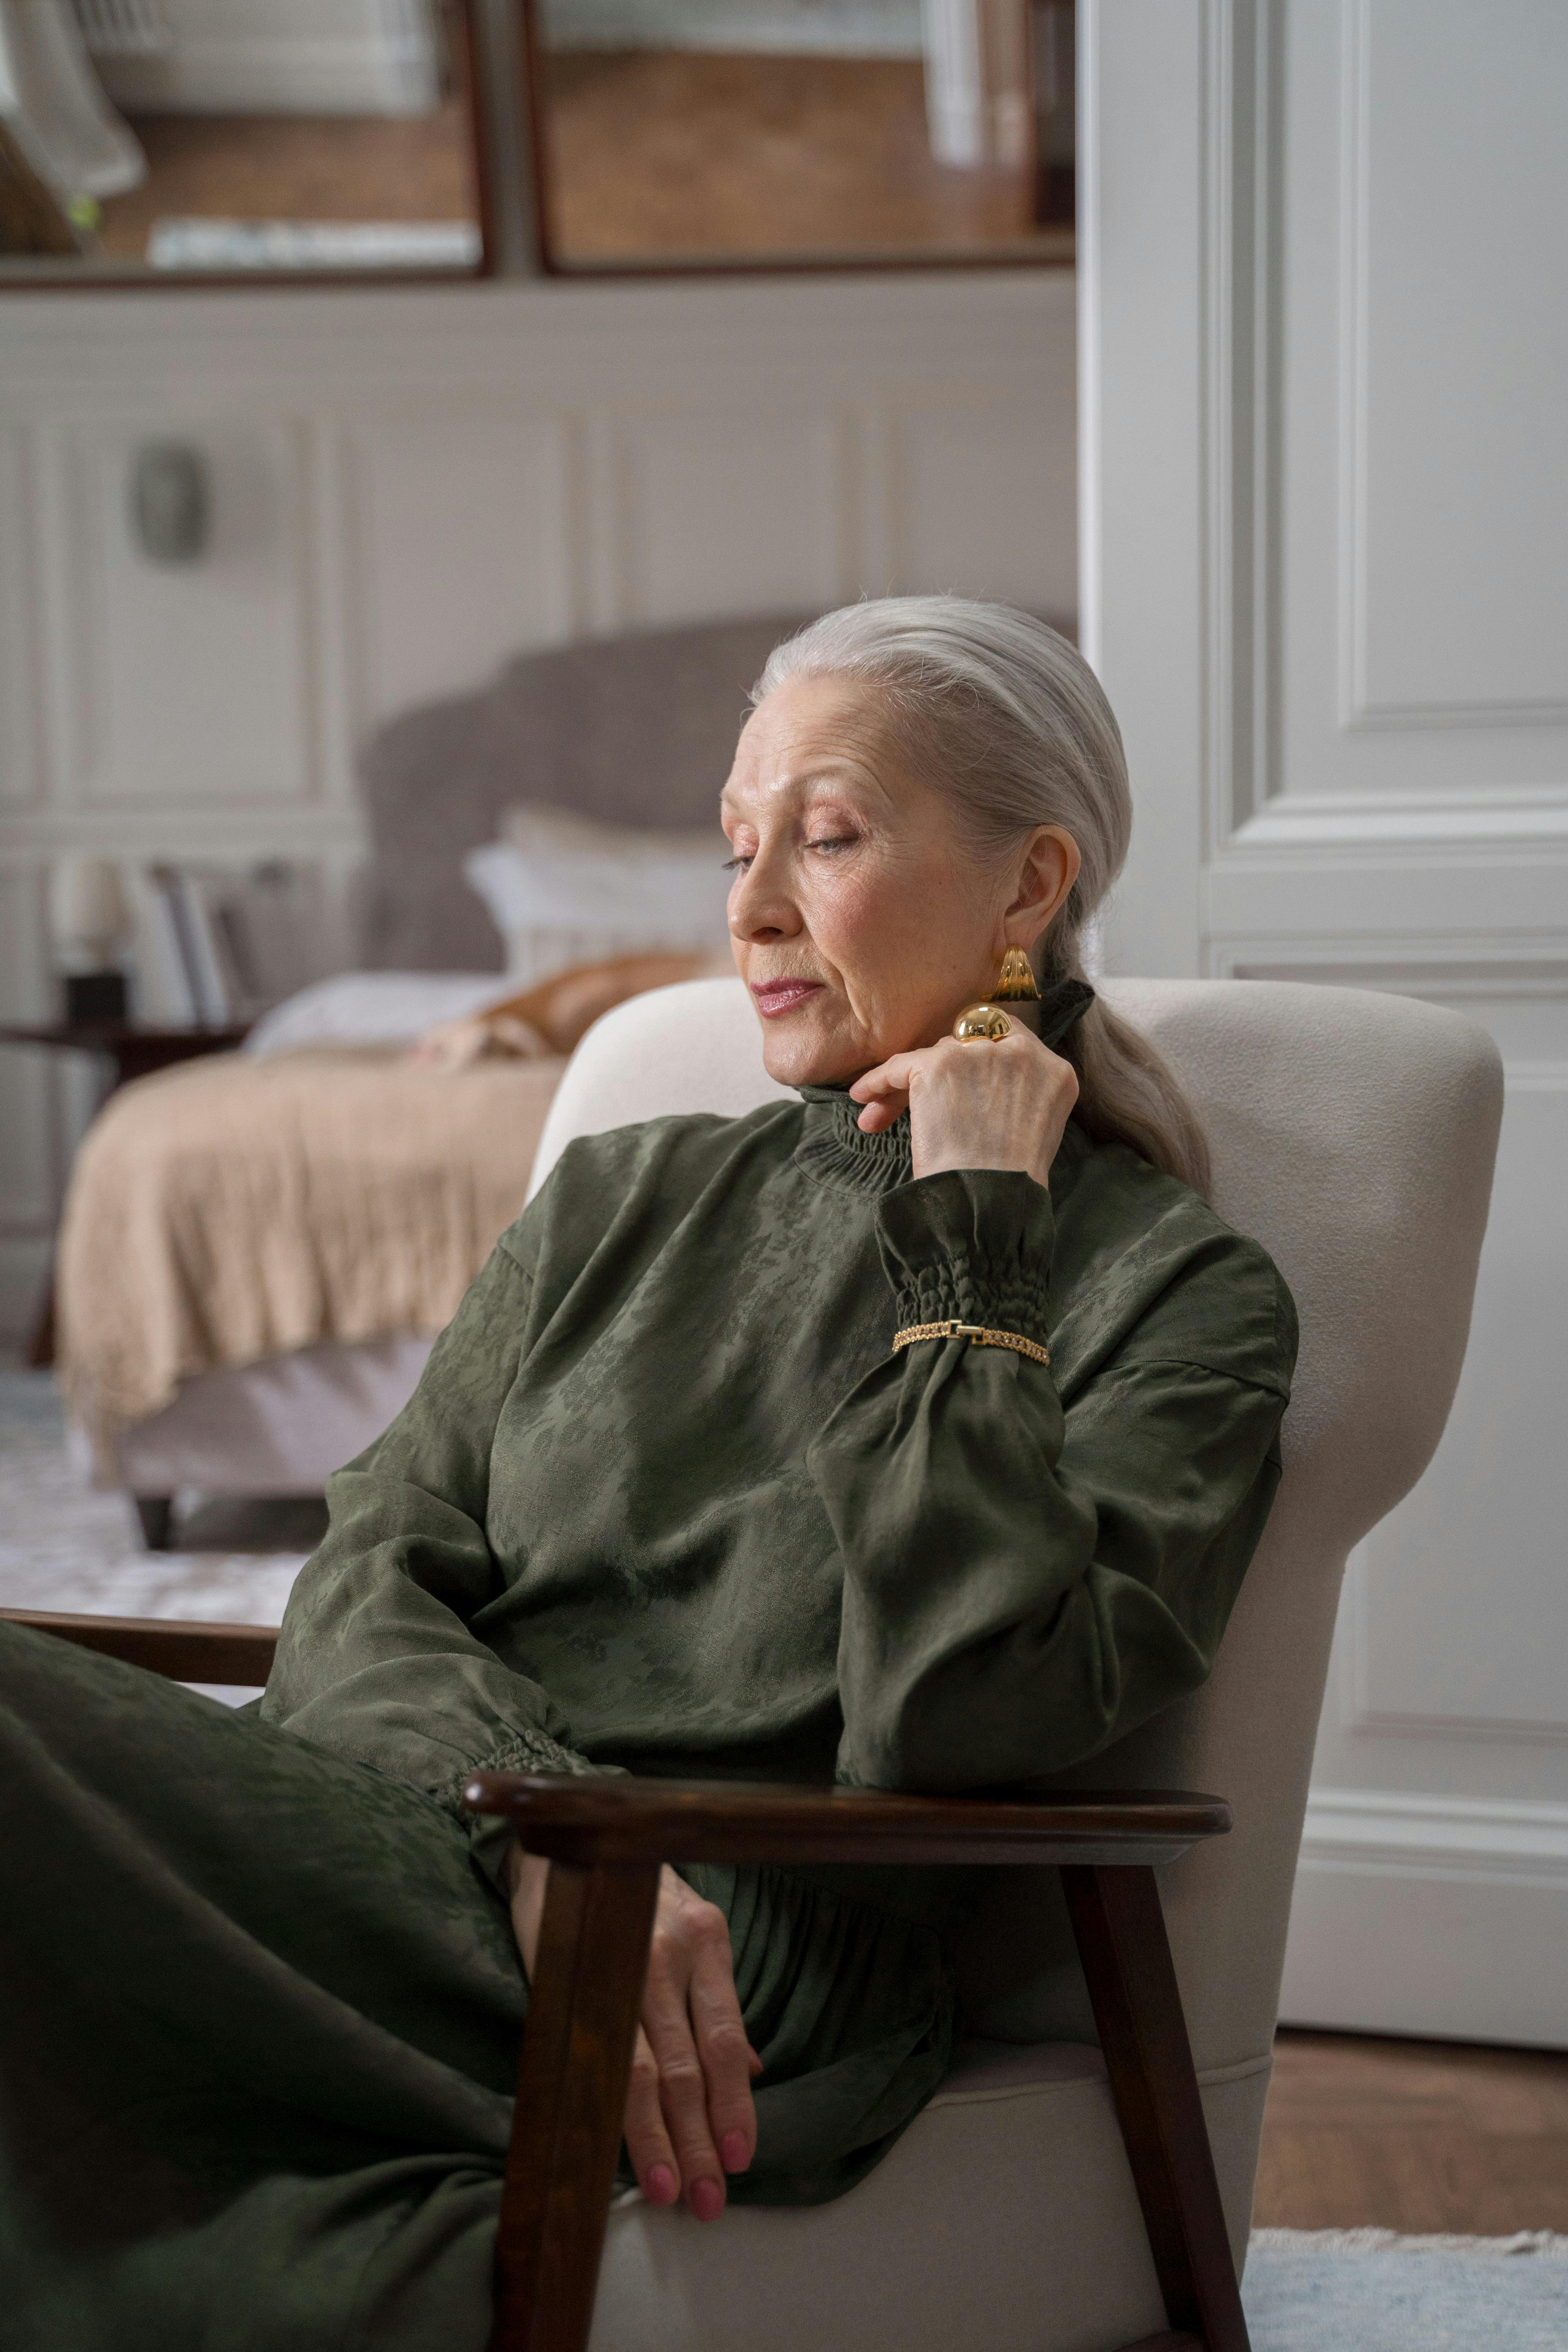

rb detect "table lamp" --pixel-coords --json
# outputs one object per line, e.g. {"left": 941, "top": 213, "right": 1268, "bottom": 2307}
{"left": 49, "top": 852, "right": 132, "bottom": 1023}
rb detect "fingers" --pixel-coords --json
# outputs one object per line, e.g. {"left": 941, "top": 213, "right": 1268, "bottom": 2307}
{"left": 641, "top": 1938, "right": 728, "bottom": 2220}
{"left": 848, "top": 1050, "right": 924, "bottom": 1105}
{"left": 623, "top": 1880, "right": 762, "bottom": 2222}
{"left": 686, "top": 1913, "right": 759, "bottom": 2179}
{"left": 850, "top": 1048, "right": 928, "bottom": 1132}
{"left": 623, "top": 2026, "right": 681, "bottom": 2208}
{"left": 856, "top": 1090, "right": 909, "bottom": 1133}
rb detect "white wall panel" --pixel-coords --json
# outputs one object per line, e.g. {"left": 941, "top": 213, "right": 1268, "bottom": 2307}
{"left": 892, "top": 395, "right": 1078, "bottom": 612}
{"left": 1349, "top": 0, "right": 1568, "bottom": 724}
{"left": 1246, "top": 0, "right": 1568, "bottom": 841}
{"left": 1358, "top": 1063, "right": 1568, "bottom": 1742}
{"left": 612, "top": 408, "right": 849, "bottom": 628}
{"left": 36, "top": 418, "right": 318, "bottom": 810}
{"left": 348, "top": 407, "right": 576, "bottom": 726}
{"left": 0, "top": 426, "right": 39, "bottom": 808}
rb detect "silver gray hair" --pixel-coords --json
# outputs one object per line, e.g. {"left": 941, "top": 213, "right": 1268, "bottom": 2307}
{"left": 753, "top": 596, "right": 1210, "bottom": 1196}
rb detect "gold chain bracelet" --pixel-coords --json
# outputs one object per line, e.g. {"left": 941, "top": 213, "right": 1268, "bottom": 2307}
{"left": 892, "top": 1319, "right": 1051, "bottom": 1368}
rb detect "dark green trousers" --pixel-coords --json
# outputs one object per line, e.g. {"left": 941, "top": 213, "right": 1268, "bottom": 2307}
{"left": 1, "top": 1622, "right": 519, "bottom": 2350}
{"left": 0, "top": 1625, "right": 953, "bottom": 2351}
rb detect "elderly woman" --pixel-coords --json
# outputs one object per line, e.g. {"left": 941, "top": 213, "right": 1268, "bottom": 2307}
{"left": 2, "top": 601, "right": 1295, "bottom": 2348}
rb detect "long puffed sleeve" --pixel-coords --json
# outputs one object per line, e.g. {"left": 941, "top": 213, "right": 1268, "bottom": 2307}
{"left": 260, "top": 1238, "right": 599, "bottom": 1818}
{"left": 808, "top": 1167, "right": 1292, "bottom": 1794}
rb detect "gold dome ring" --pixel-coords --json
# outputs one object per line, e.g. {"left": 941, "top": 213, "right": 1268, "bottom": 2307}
{"left": 953, "top": 1002, "right": 1014, "bottom": 1043}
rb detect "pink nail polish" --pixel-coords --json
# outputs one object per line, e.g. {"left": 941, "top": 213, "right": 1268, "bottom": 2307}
{"left": 646, "top": 2165, "right": 677, "bottom": 2206}
{"left": 690, "top": 2177, "right": 724, "bottom": 2223}
{"left": 720, "top": 2130, "right": 749, "bottom": 2173}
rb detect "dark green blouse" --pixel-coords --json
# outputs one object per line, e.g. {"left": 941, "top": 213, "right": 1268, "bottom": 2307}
{"left": 259, "top": 1085, "right": 1295, "bottom": 2201}
{"left": 264, "top": 1092, "right": 1295, "bottom": 1816}
{"left": 0, "top": 1083, "right": 1300, "bottom": 2345}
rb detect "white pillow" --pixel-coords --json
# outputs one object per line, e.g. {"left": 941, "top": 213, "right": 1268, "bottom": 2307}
{"left": 463, "top": 804, "right": 732, "bottom": 984}
{"left": 243, "top": 972, "right": 508, "bottom": 1056}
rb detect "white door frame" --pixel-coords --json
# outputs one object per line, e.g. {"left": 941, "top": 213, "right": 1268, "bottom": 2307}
{"left": 1079, "top": 0, "right": 1568, "bottom": 2046}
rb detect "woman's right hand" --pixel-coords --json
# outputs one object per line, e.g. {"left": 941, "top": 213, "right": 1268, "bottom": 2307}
{"left": 508, "top": 1849, "right": 763, "bottom": 2219}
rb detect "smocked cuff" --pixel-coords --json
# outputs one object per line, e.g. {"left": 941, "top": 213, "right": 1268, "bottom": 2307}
{"left": 457, "top": 1730, "right": 623, "bottom": 1897}
{"left": 874, "top": 1169, "right": 1055, "bottom": 1350}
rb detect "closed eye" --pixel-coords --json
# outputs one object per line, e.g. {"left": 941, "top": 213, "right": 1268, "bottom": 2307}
{"left": 723, "top": 833, "right": 859, "bottom": 871}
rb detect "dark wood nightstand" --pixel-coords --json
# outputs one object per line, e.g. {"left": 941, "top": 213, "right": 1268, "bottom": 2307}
{"left": 0, "top": 1020, "right": 251, "bottom": 1370}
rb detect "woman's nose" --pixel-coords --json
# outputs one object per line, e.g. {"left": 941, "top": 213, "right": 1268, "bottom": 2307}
{"left": 729, "top": 856, "right": 801, "bottom": 943}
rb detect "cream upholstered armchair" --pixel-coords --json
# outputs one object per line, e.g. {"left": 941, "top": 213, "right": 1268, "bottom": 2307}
{"left": 9, "top": 976, "right": 1501, "bottom": 2352}
{"left": 499, "top": 974, "right": 1501, "bottom": 2352}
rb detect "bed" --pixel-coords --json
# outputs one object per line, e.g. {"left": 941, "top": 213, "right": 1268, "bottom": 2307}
{"left": 55, "top": 613, "right": 811, "bottom": 1545}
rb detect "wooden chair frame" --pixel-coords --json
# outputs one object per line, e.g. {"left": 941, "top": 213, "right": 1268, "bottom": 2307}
{"left": 3, "top": 1608, "right": 1251, "bottom": 2352}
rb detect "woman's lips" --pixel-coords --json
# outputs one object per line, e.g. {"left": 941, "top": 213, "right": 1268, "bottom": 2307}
{"left": 751, "top": 979, "right": 824, "bottom": 1018}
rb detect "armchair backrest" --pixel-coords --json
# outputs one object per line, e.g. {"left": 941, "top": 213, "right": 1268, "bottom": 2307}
{"left": 529, "top": 976, "right": 1501, "bottom": 2076}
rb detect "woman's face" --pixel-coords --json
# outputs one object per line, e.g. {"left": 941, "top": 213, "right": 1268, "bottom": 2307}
{"left": 721, "top": 673, "right": 1079, "bottom": 1089}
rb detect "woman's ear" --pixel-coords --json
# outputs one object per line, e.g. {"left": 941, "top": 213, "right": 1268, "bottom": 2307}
{"left": 1005, "top": 827, "right": 1082, "bottom": 950}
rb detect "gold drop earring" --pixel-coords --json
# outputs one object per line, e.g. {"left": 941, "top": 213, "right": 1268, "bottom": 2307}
{"left": 994, "top": 948, "right": 1042, "bottom": 1003}
{"left": 953, "top": 947, "right": 1041, "bottom": 1043}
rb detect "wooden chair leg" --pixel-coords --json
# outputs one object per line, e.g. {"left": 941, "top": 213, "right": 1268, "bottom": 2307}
{"left": 490, "top": 1857, "right": 660, "bottom": 2352}
{"left": 1060, "top": 1864, "right": 1251, "bottom": 2352}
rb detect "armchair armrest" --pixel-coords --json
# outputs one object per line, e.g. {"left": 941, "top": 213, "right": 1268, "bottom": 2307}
{"left": 468, "top": 1773, "right": 1249, "bottom": 2352}
{"left": 0, "top": 1608, "right": 278, "bottom": 1686}
{"left": 463, "top": 1771, "right": 1230, "bottom": 1870}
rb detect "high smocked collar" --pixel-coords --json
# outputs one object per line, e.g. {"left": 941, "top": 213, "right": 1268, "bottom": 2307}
{"left": 794, "top": 1083, "right": 1095, "bottom": 1203}
{"left": 789, "top": 976, "right": 1096, "bottom": 1199}
{"left": 793, "top": 1085, "right": 914, "bottom": 1196}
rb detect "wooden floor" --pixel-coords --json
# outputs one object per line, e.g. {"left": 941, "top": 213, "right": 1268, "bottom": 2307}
{"left": 1255, "top": 2029, "right": 1568, "bottom": 2234}
{"left": 541, "top": 52, "right": 1072, "bottom": 265}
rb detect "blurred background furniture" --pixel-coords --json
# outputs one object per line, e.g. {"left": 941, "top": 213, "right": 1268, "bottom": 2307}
{"left": 7, "top": 967, "right": 1503, "bottom": 2350}
{"left": 0, "top": 1014, "right": 250, "bottom": 1380}
{"left": 51, "top": 613, "right": 841, "bottom": 1544}
{"left": 355, "top": 612, "right": 806, "bottom": 970}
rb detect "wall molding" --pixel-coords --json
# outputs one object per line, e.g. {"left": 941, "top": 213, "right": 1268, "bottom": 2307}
{"left": 1286, "top": 1770, "right": 1568, "bottom": 2044}
{"left": 1225, "top": 787, "right": 1568, "bottom": 851}
{"left": 1301, "top": 1786, "right": 1568, "bottom": 1890}
{"left": 1209, "top": 945, "right": 1568, "bottom": 992}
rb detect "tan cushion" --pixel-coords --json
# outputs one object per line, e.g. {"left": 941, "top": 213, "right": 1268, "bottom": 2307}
{"left": 590, "top": 2040, "right": 1270, "bottom": 2352}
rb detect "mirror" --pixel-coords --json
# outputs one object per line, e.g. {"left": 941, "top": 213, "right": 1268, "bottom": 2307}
{"left": 525, "top": 0, "right": 1074, "bottom": 274}
{"left": 0, "top": 0, "right": 488, "bottom": 284}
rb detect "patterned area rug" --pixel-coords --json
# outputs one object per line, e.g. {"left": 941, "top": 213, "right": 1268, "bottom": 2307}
{"left": 1244, "top": 2229, "right": 1568, "bottom": 2349}
{"left": 0, "top": 1360, "right": 309, "bottom": 1694}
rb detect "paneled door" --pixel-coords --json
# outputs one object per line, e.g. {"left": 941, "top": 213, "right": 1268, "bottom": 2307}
{"left": 1081, "top": 0, "right": 1568, "bottom": 2043}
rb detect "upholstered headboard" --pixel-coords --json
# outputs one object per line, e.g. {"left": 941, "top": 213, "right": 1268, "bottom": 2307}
{"left": 354, "top": 615, "right": 814, "bottom": 972}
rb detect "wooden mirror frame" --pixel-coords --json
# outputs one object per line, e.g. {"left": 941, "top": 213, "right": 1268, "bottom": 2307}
{"left": 0, "top": 0, "right": 500, "bottom": 295}
{"left": 517, "top": 0, "right": 1076, "bottom": 282}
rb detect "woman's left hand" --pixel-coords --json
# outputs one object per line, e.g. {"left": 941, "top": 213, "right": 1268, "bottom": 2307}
{"left": 506, "top": 1848, "right": 763, "bottom": 2221}
{"left": 849, "top": 1024, "right": 1079, "bottom": 1190}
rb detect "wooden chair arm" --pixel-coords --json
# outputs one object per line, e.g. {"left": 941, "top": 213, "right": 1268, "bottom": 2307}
{"left": 475, "top": 1775, "right": 1248, "bottom": 2352}
{"left": 463, "top": 1770, "right": 1230, "bottom": 1870}
{"left": 0, "top": 1607, "right": 279, "bottom": 1686}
